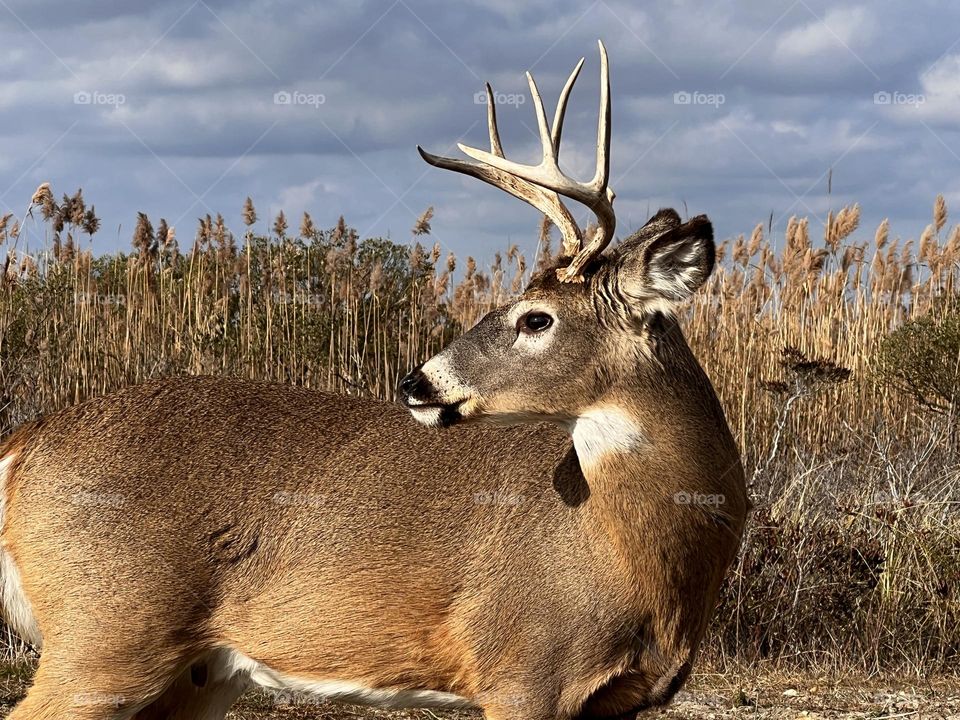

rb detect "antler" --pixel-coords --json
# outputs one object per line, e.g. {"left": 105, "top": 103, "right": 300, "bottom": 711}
{"left": 418, "top": 40, "right": 615, "bottom": 283}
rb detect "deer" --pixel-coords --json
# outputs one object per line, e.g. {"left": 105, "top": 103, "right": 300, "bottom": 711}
{"left": 0, "top": 41, "right": 747, "bottom": 720}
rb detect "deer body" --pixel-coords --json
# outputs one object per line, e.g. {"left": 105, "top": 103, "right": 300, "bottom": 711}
{"left": 0, "top": 41, "right": 748, "bottom": 719}
{"left": 2, "top": 357, "right": 742, "bottom": 719}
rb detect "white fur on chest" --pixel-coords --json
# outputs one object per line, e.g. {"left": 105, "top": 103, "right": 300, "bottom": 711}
{"left": 570, "top": 406, "right": 645, "bottom": 468}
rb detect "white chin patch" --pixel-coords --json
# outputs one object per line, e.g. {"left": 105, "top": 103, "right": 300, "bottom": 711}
{"left": 409, "top": 406, "right": 443, "bottom": 428}
{"left": 570, "top": 406, "right": 645, "bottom": 468}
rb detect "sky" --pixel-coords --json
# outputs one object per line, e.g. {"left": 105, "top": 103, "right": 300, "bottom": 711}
{"left": 0, "top": 0, "right": 959, "bottom": 262}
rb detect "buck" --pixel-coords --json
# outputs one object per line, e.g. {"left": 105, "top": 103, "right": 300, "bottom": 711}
{"left": 0, "top": 41, "right": 746, "bottom": 719}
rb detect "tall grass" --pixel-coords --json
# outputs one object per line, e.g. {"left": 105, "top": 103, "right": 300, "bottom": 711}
{"left": 0, "top": 186, "right": 957, "bottom": 675}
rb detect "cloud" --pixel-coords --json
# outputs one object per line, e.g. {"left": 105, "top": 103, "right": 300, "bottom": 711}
{"left": 276, "top": 178, "right": 336, "bottom": 217}
{"left": 912, "top": 53, "right": 960, "bottom": 124}
{"left": 0, "top": 0, "right": 958, "bottom": 262}
{"left": 775, "top": 6, "right": 875, "bottom": 60}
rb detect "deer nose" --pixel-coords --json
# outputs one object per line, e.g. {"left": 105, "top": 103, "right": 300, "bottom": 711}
{"left": 398, "top": 368, "right": 431, "bottom": 400}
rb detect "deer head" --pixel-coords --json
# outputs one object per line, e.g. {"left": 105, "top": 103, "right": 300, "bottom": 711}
{"left": 400, "top": 42, "right": 716, "bottom": 432}
{"left": 399, "top": 209, "right": 714, "bottom": 429}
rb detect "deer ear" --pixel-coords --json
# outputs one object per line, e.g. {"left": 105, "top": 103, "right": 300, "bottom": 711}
{"left": 613, "top": 215, "right": 715, "bottom": 304}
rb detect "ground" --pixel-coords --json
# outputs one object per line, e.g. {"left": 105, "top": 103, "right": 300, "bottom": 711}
{"left": 0, "top": 662, "right": 957, "bottom": 719}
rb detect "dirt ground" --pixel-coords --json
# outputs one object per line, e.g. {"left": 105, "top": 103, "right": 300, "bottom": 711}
{"left": 229, "top": 675, "right": 960, "bottom": 719}
{"left": 0, "top": 662, "right": 957, "bottom": 719}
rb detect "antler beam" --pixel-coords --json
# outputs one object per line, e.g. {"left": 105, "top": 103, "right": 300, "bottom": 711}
{"left": 418, "top": 40, "right": 616, "bottom": 283}
{"left": 417, "top": 80, "right": 582, "bottom": 257}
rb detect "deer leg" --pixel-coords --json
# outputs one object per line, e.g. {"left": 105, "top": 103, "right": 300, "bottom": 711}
{"left": 131, "top": 654, "right": 251, "bottom": 720}
{"left": 479, "top": 687, "right": 561, "bottom": 720}
{"left": 483, "top": 707, "right": 560, "bottom": 720}
{"left": 7, "top": 659, "right": 141, "bottom": 720}
{"left": 6, "top": 637, "right": 201, "bottom": 720}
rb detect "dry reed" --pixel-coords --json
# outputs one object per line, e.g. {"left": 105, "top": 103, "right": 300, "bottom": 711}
{"left": 0, "top": 187, "right": 957, "bottom": 675}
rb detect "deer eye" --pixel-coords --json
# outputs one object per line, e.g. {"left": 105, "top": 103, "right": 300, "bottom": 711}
{"left": 519, "top": 312, "right": 553, "bottom": 334}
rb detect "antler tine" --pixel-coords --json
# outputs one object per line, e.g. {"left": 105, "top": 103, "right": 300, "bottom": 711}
{"left": 556, "top": 39, "right": 615, "bottom": 283}
{"left": 417, "top": 145, "right": 582, "bottom": 255}
{"left": 592, "top": 39, "right": 611, "bottom": 194}
{"left": 524, "top": 71, "right": 557, "bottom": 166}
{"left": 552, "top": 56, "right": 585, "bottom": 153}
{"left": 456, "top": 40, "right": 616, "bottom": 282}
{"left": 484, "top": 82, "right": 505, "bottom": 158}
{"left": 417, "top": 80, "right": 582, "bottom": 252}
{"left": 418, "top": 41, "right": 615, "bottom": 281}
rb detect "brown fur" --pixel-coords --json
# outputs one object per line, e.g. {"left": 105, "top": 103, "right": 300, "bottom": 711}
{"left": 0, "top": 214, "right": 747, "bottom": 720}
{"left": 0, "top": 369, "right": 745, "bottom": 719}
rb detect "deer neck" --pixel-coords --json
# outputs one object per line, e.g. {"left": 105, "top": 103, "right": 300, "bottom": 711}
{"left": 569, "top": 328, "right": 733, "bottom": 489}
{"left": 568, "top": 360, "right": 675, "bottom": 486}
{"left": 566, "top": 356, "right": 738, "bottom": 557}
